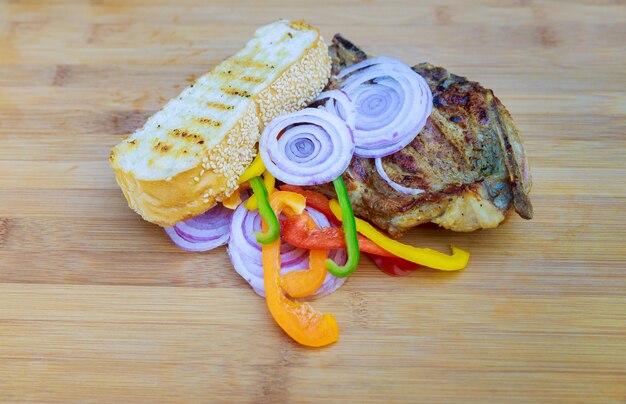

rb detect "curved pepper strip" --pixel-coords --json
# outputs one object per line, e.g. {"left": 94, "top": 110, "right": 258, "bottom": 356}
{"left": 281, "top": 214, "right": 395, "bottom": 257}
{"left": 223, "top": 182, "right": 251, "bottom": 210}
{"left": 279, "top": 185, "right": 341, "bottom": 225}
{"left": 369, "top": 254, "right": 419, "bottom": 277}
{"left": 329, "top": 199, "right": 470, "bottom": 271}
{"left": 279, "top": 210, "right": 329, "bottom": 298}
{"left": 245, "top": 170, "right": 275, "bottom": 211}
{"left": 325, "top": 177, "right": 360, "bottom": 278}
{"left": 238, "top": 153, "right": 266, "bottom": 185}
{"left": 262, "top": 191, "right": 339, "bottom": 347}
{"left": 222, "top": 188, "right": 242, "bottom": 209}
{"left": 281, "top": 210, "right": 419, "bottom": 275}
{"left": 263, "top": 171, "right": 275, "bottom": 194}
{"left": 248, "top": 176, "right": 279, "bottom": 244}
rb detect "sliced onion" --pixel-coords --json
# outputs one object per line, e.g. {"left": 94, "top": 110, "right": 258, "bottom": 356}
{"left": 315, "top": 90, "right": 356, "bottom": 131}
{"left": 228, "top": 203, "right": 348, "bottom": 299}
{"left": 337, "top": 56, "right": 433, "bottom": 158}
{"left": 165, "top": 204, "right": 232, "bottom": 251}
{"left": 260, "top": 108, "right": 355, "bottom": 186}
{"left": 337, "top": 56, "right": 409, "bottom": 79}
{"left": 375, "top": 157, "right": 424, "bottom": 195}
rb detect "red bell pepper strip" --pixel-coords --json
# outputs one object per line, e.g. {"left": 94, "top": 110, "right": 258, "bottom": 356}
{"left": 368, "top": 254, "right": 419, "bottom": 277}
{"left": 280, "top": 184, "right": 419, "bottom": 276}
{"left": 281, "top": 214, "right": 395, "bottom": 257}
{"left": 279, "top": 184, "right": 341, "bottom": 225}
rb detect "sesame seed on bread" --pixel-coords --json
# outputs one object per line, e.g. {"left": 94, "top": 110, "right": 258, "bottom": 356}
{"left": 110, "top": 20, "right": 331, "bottom": 226}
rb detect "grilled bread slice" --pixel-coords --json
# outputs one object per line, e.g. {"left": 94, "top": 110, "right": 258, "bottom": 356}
{"left": 110, "top": 20, "right": 331, "bottom": 226}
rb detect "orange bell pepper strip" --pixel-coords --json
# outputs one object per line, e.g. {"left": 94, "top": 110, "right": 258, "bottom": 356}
{"left": 248, "top": 186, "right": 329, "bottom": 297}
{"left": 279, "top": 184, "right": 341, "bottom": 225}
{"left": 281, "top": 213, "right": 395, "bottom": 257}
{"left": 222, "top": 182, "right": 250, "bottom": 210}
{"left": 262, "top": 191, "right": 339, "bottom": 347}
{"left": 222, "top": 188, "right": 242, "bottom": 209}
{"left": 279, "top": 211, "right": 329, "bottom": 299}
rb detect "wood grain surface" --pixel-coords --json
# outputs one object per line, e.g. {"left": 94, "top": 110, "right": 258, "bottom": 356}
{"left": 1, "top": 0, "right": 625, "bottom": 402}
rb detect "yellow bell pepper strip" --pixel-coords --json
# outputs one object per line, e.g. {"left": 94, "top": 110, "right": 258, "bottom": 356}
{"left": 244, "top": 170, "right": 275, "bottom": 211}
{"left": 325, "top": 177, "right": 360, "bottom": 278}
{"left": 329, "top": 199, "right": 470, "bottom": 271}
{"left": 248, "top": 176, "right": 279, "bottom": 244}
{"left": 263, "top": 171, "right": 275, "bottom": 194}
{"left": 263, "top": 191, "right": 339, "bottom": 347}
{"left": 245, "top": 193, "right": 257, "bottom": 211}
{"left": 222, "top": 188, "right": 242, "bottom": 209}
{"left": 244, "top": 196, "right": 256, "bottom": 210}
{"left": 238, "top": 153, "right": 266, "bottom": 185}
{"left": 279, "top": 211, "right": 329, "bottom": 298}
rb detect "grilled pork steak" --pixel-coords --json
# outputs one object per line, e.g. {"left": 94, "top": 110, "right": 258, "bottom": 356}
{"left": 312, "top": 35, "right": 533, "bottom": 238}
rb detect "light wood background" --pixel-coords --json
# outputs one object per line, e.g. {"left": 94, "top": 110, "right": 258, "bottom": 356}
{"left": 1, "top": 0, "right": 625, "bottom": 402}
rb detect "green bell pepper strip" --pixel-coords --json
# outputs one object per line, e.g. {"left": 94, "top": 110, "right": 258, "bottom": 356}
{"left": 249, "top": 176, "right": 279, "bottom": 244}
{"left": 325, "top": 176, "right": 360, "bottom": 278}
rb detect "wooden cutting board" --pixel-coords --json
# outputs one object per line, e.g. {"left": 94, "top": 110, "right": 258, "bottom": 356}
{"left": 1, "top": 0, "right": 625, "bottom": 402}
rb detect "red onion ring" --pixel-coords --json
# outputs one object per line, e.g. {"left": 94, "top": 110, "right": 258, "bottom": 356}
{"left": 164, "top": 204, "right": 232, "bottom": 251}
{"left": 315, "top": 90, "right": 356, "bottom": 131}
{"left": 337, "top": 56, "right": 409, "bottom": 79}
{"left": 375, "top": 157, "right": 424, "bottom": 195}
{"left": 259, "top": 108, "right": 355, "bottom": 186}
{"left": 228, "top": 203, "right": 348, "bottom": 298}
{"left": 337, "top": 57, "right": 433, "bottom": 158}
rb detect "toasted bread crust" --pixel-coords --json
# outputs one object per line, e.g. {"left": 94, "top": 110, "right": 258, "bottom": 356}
{"left": 111, "top": 31, "right": 330, "bottom": 226}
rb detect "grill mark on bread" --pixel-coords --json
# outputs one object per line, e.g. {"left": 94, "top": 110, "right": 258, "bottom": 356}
{"left": 194, "top": 117, "right": 222, "bottom": 128}
{"left": 220, "top": 86, "right": 252, "bottom": 98}
{"left": 153, "top": 141, "right": 172, "bottom": 153}
{"left": 169, "top": 129, "right": 202, "bottom": 140}
{"left": 230, "top": 56, "right": 271, "bottom": 71}
{"left": 215, "top": 69, "right": 234, "bottom": 77}
{"left": 168, "top": 129, "right": 205, "bottom": 147}
{"left": 240, "top": 75, "right": 264, "bottom": 84}
{"left": 206, "top": 102, "right": 234, "bottom": 111}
